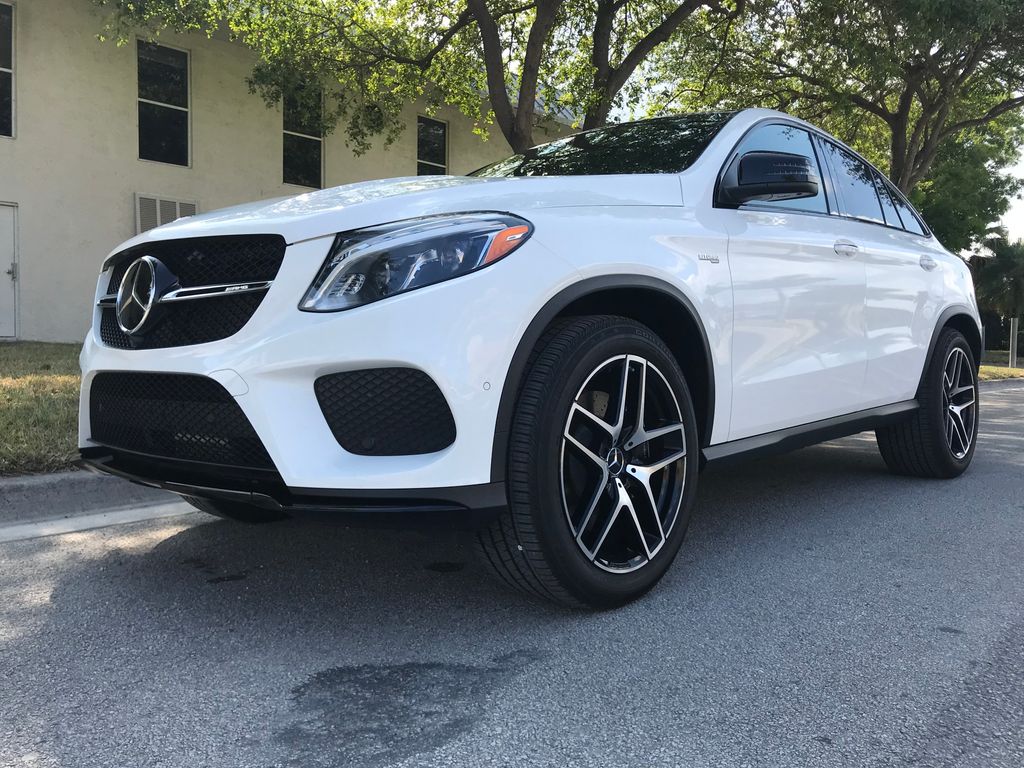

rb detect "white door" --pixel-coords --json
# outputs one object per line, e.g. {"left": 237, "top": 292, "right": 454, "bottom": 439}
{"left": 0, "top": 205, "right": 15, "bottom": 337}
{"left": 722, "top": 123, "right": 867, "bottom": 440}
{"left": 860, "top": 175, "right": 944, "bottom": 405}
{"left": 816, "top": 140, "right": 944, "bottom": 409}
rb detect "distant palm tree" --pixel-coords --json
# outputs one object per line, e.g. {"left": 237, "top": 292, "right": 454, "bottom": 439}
{"left": 974, "top": 238, "right": 1024, "bottom": 367}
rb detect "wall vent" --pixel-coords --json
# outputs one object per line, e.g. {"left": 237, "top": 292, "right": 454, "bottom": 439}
{"left": 135, "top": 194, "right": 198, "bottom": 234}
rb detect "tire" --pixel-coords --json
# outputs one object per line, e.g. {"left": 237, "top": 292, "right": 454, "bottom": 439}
{"left": 476, "top": 315, "right": 700, "bottom": 609}
{"left": 183, "top": 495, "right": 288, "bottom": 524}
{"left": 875, "top": 327, "right": 979, "bottom": 479}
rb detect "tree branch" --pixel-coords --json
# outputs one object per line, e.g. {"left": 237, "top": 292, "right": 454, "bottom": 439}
{"left": 465, "top": 0, "right": 518, "bottom": 148}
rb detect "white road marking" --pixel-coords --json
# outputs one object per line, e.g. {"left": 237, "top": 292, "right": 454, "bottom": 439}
{"left": 0, "top": 502, "right": 193, "bottom": 544}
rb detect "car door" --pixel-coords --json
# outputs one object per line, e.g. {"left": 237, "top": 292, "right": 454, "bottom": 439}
{"left": 721, "top": 122, "right": 868, "bottom": 440}
{"left": 816, "top": 141, "right": 944, "bottom": 408}
{"left": 863, "top": 173, "right": 945, "bottom": 404}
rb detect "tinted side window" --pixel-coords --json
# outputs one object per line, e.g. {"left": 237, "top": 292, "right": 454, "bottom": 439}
{"left": 822, "top": 141, "right": 884, "bottom": 223}
{"left": 873, "top": 173, "right": 902, "bottom": 228}
{"left": 887, "top": 183, "right": 927, "bottom": 235}
{"left": 734, "top": 123, "right": 827, "bottom": 213}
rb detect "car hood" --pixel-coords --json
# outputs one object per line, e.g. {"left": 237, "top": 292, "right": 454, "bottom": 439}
{"left": 105, "top": 173, "right": 684, "bottom": 257}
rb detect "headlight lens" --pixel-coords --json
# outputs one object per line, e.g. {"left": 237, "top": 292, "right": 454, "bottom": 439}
{"left": 299, "top": 212, "right": 533, "bottom": 312}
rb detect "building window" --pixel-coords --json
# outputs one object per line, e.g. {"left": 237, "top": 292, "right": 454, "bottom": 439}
{"left": 417, "top": 116, "right": 447, "bottom": 175}
{"left": 137, "top": 41, "right": 189, "bottom": 166}
{"left": 0, "top": 3, "right": 13, "bottom": 138}
{"left": 135, "top": 194, "right": 197, "bottom": 234}
{"left": 283, "top": 89, "right": 323, "bottom": 188}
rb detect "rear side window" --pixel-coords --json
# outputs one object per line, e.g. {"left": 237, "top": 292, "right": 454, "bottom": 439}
{"left": 732, "top": 123, "right": 827, "bottom": 214}
{"left": 887, "top": 183, "right": 927, "bottom": 236}
{"left": 821, "top": 141, "right": 884, "bottom": 223}
{"left": 873, "top": 173, "right": 903, "bottom": 228}
{"left": 472, "top": 112, "right": 736, "bottom": 177}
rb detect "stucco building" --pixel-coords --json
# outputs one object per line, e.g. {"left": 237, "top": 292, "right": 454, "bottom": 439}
{"left": 0, "top": 0, "right": 529, "bottom": 342}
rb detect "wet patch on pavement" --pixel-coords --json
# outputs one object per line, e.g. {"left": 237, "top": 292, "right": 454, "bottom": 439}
{"left": 268, "top": 650, "right": 543, "bottom": 768}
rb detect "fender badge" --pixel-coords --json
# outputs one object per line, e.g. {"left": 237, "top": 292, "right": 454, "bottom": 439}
{"left": 698, "top": 253, "right": 720, "bottom": 264}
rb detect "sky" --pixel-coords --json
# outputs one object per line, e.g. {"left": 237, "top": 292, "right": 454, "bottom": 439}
{"left": 1003, "top": 159, "right": 1024, "bottom": 242}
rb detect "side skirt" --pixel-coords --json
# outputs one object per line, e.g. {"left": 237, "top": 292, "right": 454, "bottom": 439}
{"left": 700, "top": 400, "right": 918, "bottom": 469}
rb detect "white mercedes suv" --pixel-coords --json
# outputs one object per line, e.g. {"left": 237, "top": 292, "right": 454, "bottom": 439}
{"left": 78, "top": 108, "right": 981, "bottom": 607}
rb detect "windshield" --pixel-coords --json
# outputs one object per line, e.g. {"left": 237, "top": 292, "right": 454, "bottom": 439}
{"left": 470, "top": 112, "right": 736, "bottom": 177}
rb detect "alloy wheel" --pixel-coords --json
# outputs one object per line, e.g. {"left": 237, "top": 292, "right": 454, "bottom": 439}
{"left": 942, "top": 346, "right": 976, "bottom": 460}
{"left": 560, "top": 355, "right": 687, "bottom": 573}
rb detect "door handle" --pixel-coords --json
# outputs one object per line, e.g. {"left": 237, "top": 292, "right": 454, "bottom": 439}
{"left": 919, "top": 254, "right": 938, "bottom": 271}
{"left": 833, "top": 241, "right": 860, "bottom": 257}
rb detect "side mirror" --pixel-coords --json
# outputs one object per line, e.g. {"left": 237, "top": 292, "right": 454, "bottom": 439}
{"left": 719, "top": 151, "right": 819, "bottom": 205}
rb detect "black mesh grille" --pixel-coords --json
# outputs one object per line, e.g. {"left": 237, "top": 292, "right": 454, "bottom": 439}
{"left": 100, "top": 292, "right": 266, "bottom": 350}
{"left": 89, "top": 372, "right": 275, "bottom": 469}
{"left": 315, "top": 368, "right": 457, "bottom": 456}
{"left": 100, "top": 235, "right": 286, "bottom": 350}
{"left": 105, "top": 235, "right": 285, "bottom": 293}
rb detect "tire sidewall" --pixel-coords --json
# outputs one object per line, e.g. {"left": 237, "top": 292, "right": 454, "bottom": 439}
{"left": 518, "top": 319, "right": 700, "bottom": 608}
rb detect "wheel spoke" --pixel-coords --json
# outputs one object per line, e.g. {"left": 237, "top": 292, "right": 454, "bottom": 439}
{"left": 624, "top": 422, "right": 686, "bottom": 452}
{"left": 611, "top": 357, "right": 634, "bottom": 440}
{"left": 573, "top": 465, "right": 609, "bottom": 538}
{"left": 564, "top": 430, "right": 606, "bottom": 471}
{"left": 587, "top": 486, "right": 624, "bottom": 562}
{"left": 949, "top": 383, "right": 975, "bottom": 400}
{"left": 570, "top": 402, "right": 615, "bottom": 437}
{"left": 620, "top": 481, "right": 653, "bottom": 560}
{"left": 629, "top": 448, "right": 687, "bottom": 478}
{"left": 950, "top": 408, "right": 970, "bottom": 454}
{"left": 625, "top": 466, "right": 667, "bottom": 545}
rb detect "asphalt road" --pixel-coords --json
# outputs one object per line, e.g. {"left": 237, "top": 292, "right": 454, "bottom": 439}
{"left": 2, "top": 382, "right": 1023, "bottom": 768}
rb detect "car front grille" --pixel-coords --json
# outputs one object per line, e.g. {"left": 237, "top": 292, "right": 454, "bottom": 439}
{"left": 315, "top": 368, "right": 457, "bottom": 456}
{"left": 89, "top": 372, "right": 275, "bottom": 470}
{"left": 99, "top": 235, "right": 286, "bottom": 350}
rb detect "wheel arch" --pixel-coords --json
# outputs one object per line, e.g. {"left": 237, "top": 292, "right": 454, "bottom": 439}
{"left": 490, "top": 275, "right": 716, "bottom": 482}
{"left": 918, "top": 305, "right": 983, "bottom": 393}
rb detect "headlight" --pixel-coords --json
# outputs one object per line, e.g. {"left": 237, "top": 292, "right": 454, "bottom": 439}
{"left": 299, "top": 212, "right": 533, "bottom": 312}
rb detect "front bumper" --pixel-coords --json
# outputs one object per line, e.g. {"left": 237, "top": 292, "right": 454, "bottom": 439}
{"left": 79, "top": 235, "right": 578, "bottom": 500}
{"left": 77, "top": 447, "right": 506, "bottom": 525}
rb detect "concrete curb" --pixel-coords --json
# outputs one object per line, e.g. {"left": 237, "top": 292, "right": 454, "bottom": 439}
{"left": 0, "top": 468, "right": 175, "bottom": 527}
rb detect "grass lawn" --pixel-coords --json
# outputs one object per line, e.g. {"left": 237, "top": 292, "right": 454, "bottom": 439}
{"left": 0, "top": 339, "right": 1020, "bottom": 477}
{"left": 980, "top": 350, "right": 1024, "bottom": 381}
{"left": 0, "top": 342, "right": 82, "bottom": 476}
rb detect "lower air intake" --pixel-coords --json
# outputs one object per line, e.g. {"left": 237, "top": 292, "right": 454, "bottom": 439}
{"left": 89, "top": 372, "right": 275, "bottom": 469}
{"left": 315, "top": 368, "right": 457, "bottom": 456}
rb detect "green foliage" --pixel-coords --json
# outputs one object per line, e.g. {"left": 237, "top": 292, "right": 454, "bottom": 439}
{"left": 658, "top": 0, "right": 1024, "bottom": 193}
{"left": 93, "top": 0, "right": 742, "bottom": 153}
{"left": 911, "top": 118, "right": 1024, "bottom": 252}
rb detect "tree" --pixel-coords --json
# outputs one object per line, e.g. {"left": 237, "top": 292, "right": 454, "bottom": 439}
{"left": 655, "top": 0, "right": 1024, "bottom": 193}
{"left": 94, "top": 0, "right": 744, "bottom": 154}
{"left": 974, "top": 238, "right": 1024, "bottom": 366}
{"left": 911, "top": 117, "right": 1024, "bottom": 253}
